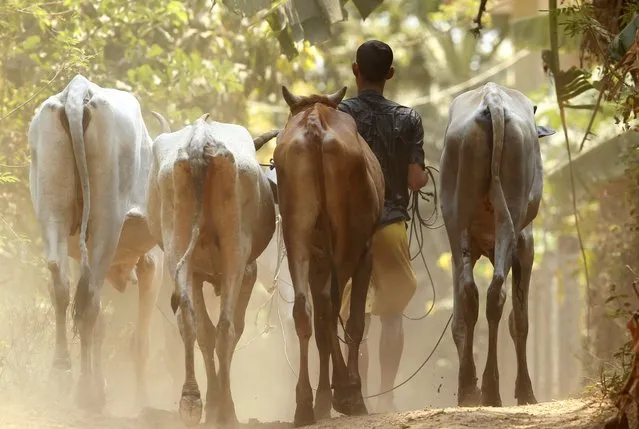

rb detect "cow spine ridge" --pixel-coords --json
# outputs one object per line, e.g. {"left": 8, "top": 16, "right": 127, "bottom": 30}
{"left": 307, "top": 108, "right": 341, "bottom": 321}
{"left": 65, "top": 75, "right": 93, "bottom": 329}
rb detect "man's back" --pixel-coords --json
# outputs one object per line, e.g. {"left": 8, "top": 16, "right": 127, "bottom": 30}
{"left": 339, "top": 90, "right": 425, "bottom": 226}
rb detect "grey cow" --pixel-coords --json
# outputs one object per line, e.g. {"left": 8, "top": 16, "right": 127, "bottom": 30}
{"left": 439, "top": 82, "right": 555, "bottom": 408}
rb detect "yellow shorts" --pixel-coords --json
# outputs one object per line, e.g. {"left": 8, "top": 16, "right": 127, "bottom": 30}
{"left": 339, "top": 221, "right": 417, "bottom": 321}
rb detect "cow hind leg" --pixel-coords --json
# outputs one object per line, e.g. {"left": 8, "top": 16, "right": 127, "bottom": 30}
{"left": 481, "top": 261, "right": 508, "bottom": 407}
{"left": 279, "top": 190, "right": 319, "bottom": 427}
{"left": 44, "top": 230, "right": 72, "bottom": 391}
{"left": 92, "top": 311, "right": 107, "bottom": 407}
{"left": 335, "top": 246, "right": 372, "bottom": 417}
{"left": 43, "top": 220, "right": 73, "bottom": 392}
{"left": 212, "top": 260, "right": 257, "bottom": 426}
{"left": 214, "top": 253, "right": 249, "bottom": 428}
{"left": 451, "top": 229, "right": 481, "bottom": 407}
{"left": 291, "top": 268, "right": 315, "bottom": 428}
{"left": 309, "top": 253, "right": 331, "bottom": 420}
{"left": 509, "top": 228, "right": 537, "bottom": 405}
{"left": 73, "top": 225, "right": 121, "bottom": 410}
{"left": 175, "top": 263, "right": 202, "bottom": 427}
{"left": 192, "top": 275, "right": 219, "bottom": 424}
{"left": 481, "top": 185, "right": 515, "bottom": 407}
{"left": 234, "top": 261, "right": 257, "bottom": 350}
{"left": 132, "top": 250, "right": 162, "bottom": 408}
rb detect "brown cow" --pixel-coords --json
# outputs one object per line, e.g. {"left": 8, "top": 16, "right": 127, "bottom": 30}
{"left": 274, "top": 86, "right": 384, "bottom": 426}
{"left": 147, "top": 113, "right": 276, "bottom": 427}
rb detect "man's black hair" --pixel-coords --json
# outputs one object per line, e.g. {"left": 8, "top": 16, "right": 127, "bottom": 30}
{"left": 356, "top": 40, "right": 394, "bottom": 83}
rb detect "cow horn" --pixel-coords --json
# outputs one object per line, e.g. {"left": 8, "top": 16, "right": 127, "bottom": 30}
{"left": 254, "top": 129, "right": 280, "bottom": 151}
{"left": 282, "top": 86, "right": 302, "bottom": 108}
{"left": 327, "top": 86, "right": 347, "bottom": 106}
{"left": 151, "top": 111, "right": 171, "bottom": 134}
{"left": 199, "top": 113, "right": 210, "bottom": 122}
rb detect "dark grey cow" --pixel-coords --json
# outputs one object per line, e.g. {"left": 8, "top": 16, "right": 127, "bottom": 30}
{"left": 439, "top": 82, "right": 555, "bottom": 408}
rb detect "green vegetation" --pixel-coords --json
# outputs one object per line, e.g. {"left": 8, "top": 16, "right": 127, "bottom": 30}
{"left": 0, "top": 0, "right": 510, "bottom": 265}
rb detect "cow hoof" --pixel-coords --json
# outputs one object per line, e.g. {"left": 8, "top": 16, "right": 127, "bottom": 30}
{"left": 52, "top": 355, "right": 72, "bottom": 371}
{"left": 49, "top": 365, "right": 73, "bottom": 395}
{"left": 293, "top": 402, "right": 315, "bottom": 427}
{"left": 314, "top": 388, "right": 332, "bottom": 420}
{"left": 216, "top": 414, "right": 239, "bottom": 429}
{"left": 516, "top": 391, "right": 538, "bottom": 406}
{"left": 204, "top": 405, "right": 219, "bottom": 426}
{"left": 350, "top": 400, "right": 368, "bottom": 416}
{"left": 332, "top": 387, "right": 368, "bottom": 417}
{"left": 481, "top": 392, "right": 502, "bottom": 407}
{"left": 457, "top": 386, "right": 481, "bottom": 407}
{"left": 76, "top": 384, "right": 106, "bottom": 412}
{"left": 179, "top": 394, "right": 203, "bottom": 427}
{"left": 332, "top": 398, "right": 368, "bottom": 417}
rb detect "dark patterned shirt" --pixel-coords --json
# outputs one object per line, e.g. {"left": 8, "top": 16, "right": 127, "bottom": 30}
{"left": 338, "top": 90, "right": 425, "bottom": 226}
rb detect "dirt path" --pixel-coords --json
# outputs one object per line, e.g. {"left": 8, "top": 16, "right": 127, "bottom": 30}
{"left": 0, "top": 396, "right": 615, "bottom": 429}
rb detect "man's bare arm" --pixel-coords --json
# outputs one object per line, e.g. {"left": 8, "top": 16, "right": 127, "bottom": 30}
{"left": 407, "top": 112, "right": 428, "bottom": 191}
{"left": 408, "top": 163, "right": 428, "bottom": 191}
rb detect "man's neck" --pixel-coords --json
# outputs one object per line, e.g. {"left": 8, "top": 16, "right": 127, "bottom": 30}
{"left": 357, "top": 82, "right": 385, "bottom": 96}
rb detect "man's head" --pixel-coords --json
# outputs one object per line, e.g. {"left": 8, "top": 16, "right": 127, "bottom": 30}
{"left": 352, "top": 40, "right": 395, "bottom": 91}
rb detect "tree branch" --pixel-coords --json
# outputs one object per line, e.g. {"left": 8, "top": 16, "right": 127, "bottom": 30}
{"left": 0, "top": 67, "right": 64, "bottom": 123}
{"left": 471, "top": 0, "right": 489, "bottom": 37}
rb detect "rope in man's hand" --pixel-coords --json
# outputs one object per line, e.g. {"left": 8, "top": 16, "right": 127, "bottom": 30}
{"left": 404, "top": 165, "right": 443, "bottom": 321}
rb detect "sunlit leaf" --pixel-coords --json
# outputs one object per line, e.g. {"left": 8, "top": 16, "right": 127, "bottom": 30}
{"left": 167, "top": 1, "right": 188, "bottom": 24}
{"left": 22, "top": 35, "right": 41, "bottom": 51}
{"left": 146, "top": 43, "right": 164, "bottom": 59}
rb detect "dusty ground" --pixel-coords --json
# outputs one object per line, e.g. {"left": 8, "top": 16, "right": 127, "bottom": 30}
{"left": 0, "top": 253, "right": 618, "bottom": 429}
{"left": 0, "top": 394, "right": 615, "bottom": 429}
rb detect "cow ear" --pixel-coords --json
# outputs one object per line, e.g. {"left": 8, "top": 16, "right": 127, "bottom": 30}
{"left": 536, "top": 125, "right": 556, "bottom": 138}
{"left": 533, "top": 105, "right": 538, "bottom": 114}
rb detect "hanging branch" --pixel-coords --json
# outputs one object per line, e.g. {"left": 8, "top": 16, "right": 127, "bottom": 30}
{"left": 471, "top": 0, "right": 489, "bottom": 37}
{"left": 548, "top": 0, "right": 592, "bottom": 345}
{"left": 578, "top": 78, "right": 608, "bottom": 152}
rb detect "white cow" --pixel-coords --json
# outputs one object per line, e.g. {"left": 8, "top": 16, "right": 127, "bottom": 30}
{"left": 28, "top": 74, "right": 162, "bottom": 409}
{"left": 147, "top": 112, "right": 276, "bottom": 427}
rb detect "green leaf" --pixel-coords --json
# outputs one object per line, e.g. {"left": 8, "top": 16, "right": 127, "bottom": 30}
{"left": 167, "top": 1, "right": 188, "bottom": 24}
{"left": 22, "top": 35, "right": 41, "bottom": 50}
{"left": 147, "top": 44, "right": 164, "bottom": 58}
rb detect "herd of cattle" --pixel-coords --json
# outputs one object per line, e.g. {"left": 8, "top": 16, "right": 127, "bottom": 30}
{"left": 26, "top": 74, "right": 554, "bottom": 427}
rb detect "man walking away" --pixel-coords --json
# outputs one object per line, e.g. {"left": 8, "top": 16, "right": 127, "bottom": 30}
{"left": 339, "top": 40, "right": 429, "bottom": 413}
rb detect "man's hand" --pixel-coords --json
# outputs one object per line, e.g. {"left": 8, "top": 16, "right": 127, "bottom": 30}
{"left": 408, "top": 163, "right": 428, "bottom": 191}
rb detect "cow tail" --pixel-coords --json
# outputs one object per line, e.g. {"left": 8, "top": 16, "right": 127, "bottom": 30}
{"left": 306, "top": 110, "right": 341, "bottom": 330}
{"left": 66, "top": 76, "right": 93, "bottom": 333}
{"left": 486, "top": 92, "right": 515, "bottom": 278}
{"left": 486, "top": 94, "right": 505, "bottom": 188}
{"left": 171, "top": 120, "right": 207, "bottom": 314}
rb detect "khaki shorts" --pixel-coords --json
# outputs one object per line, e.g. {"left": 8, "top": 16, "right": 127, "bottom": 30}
{"left": 339, "top": 221, "right": 417, "bottom": 321}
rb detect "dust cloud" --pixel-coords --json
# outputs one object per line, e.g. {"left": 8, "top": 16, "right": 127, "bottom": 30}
{"left": 0, "top": 225, "right": 615, "bottom": 428}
